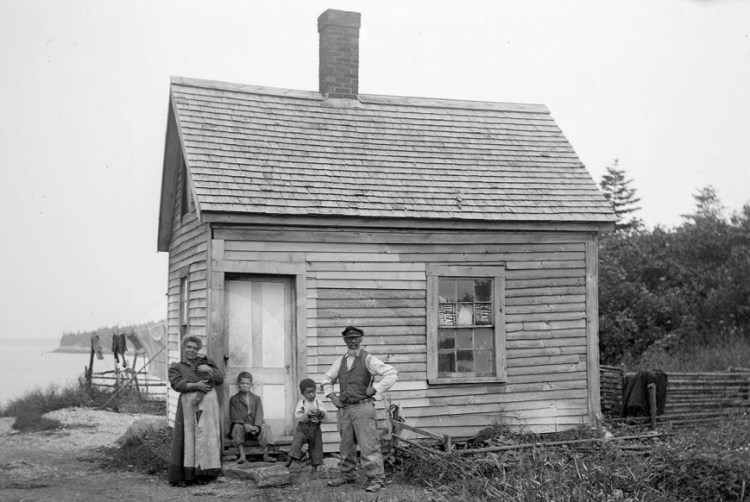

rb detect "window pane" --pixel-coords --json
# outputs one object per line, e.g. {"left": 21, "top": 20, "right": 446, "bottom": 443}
{"left": 475, "top": 350, "right": 494, "bottom": 374}
{"left": 438, "top": 279, "right": 456, "bottom": 303}
{"left": 457, "top": 350, "right": 474, "bottom": 372}
{"left": 456, "top": 329, "right": 473, "bottom": 349}
{"left": 439, "top": 303, "right": 456, "bottom": 326}
{"left": 475, "top": 303, "right": 492, "bottom": 325}
{"left": 456, "top": 280, "right": 475, "bottom": 302}
{"left": 475, "top": 279, "right": 492, "bottom": 302}
{"left": 475, "top": 328, "right": 494, "bottom": 350}
{"left": 438, "top": 329, "right": 455, "bottom": 349}
{"left": 457, "top": 303, "right": 473, "bottom": 325}
{"left": 438, "top": 352, "right": 455, "bottom": 373}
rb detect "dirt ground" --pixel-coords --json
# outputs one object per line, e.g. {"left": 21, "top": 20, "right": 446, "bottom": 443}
{"left": 0, "top": 408, "right": 424, "bottom": 502}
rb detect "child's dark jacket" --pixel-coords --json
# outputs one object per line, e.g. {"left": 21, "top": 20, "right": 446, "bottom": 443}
{"left": 229, "top": 391, "right": 264, "bottom": 427}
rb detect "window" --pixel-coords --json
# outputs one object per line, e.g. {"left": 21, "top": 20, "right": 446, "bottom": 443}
{"left": 426, "top": 265, "right": 506, "bottom": 384}
{"left": 179, "top": 276, "right": 189, "bottom": 337}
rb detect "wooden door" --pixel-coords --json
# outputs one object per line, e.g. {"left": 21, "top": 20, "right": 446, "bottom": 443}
{"left": 224, "top": 275, "right": 295, "bottom": 437}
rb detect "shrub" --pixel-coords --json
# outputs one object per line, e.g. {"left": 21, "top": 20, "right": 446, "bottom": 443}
{"left": 394, "top": 415, "right": 750, "bottom": 501}
{"left": 12, "top": 411, "right": 62, "bottom": 432}
{"left": 100, "top": 423, "right": 172, "bottom": 475}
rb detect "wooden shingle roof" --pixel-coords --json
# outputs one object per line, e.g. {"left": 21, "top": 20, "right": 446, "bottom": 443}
{"left": 165, "top": 76, "right": 615, "bottom": 230}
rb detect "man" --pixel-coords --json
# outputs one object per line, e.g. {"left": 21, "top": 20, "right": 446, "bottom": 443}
{"left": 322, "top": 326, "right": 398, "bottom": 493}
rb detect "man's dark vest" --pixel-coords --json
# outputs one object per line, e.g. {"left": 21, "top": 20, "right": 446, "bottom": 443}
{"left": 337, "top": 349, "right": 374, "bottom": 405}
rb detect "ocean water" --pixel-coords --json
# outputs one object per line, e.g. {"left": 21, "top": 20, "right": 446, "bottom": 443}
{"left": 0, "top": 338, "right": 118, "bottom": 408}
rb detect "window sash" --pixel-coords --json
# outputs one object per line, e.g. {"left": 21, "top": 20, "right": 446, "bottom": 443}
{"left": 426, "top": 265, "right": 506, "bottom": 384}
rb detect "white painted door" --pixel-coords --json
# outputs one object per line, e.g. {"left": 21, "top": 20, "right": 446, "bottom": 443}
{"left": 224, "top": 276, "right": 295, "bottom": 437}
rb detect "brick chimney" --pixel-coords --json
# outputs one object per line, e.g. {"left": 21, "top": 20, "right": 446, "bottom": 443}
{"left": 318, "top": 9, "right": 361, "bottom": 99}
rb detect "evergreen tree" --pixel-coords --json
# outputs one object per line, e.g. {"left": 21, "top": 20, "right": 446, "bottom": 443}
{"left": 682, "top": 185, "right": 724, "bottom": 222}
{"left": 599, "top": 159, "right": 642, "bottom": 231}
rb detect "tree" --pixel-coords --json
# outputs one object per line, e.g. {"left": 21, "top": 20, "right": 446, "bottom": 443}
{"left": 599, "top": 159, "right": 642, "bottom": 232}
{"left": 598, "top": 187, "right": 750, "bottom": 365}
{"left": 682, "top": 185, "right": 724, "bottom": 222}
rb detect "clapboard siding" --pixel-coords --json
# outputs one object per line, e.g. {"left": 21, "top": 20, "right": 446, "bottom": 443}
{"left": 165, "top": 166, "right": 210, "bottom": 426}
{"left": 214, "top": 226, "right": 596, "bottom": 449}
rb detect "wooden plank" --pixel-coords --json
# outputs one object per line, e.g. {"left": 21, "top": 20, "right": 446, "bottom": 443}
{"left": 223, "top": 251, "right": 307, "bottom": 262}
{"left": 505, "top": 277, "right": 585, "bottom": 290}
{"left": 508, "top": 328, "right": 586, "bottom": 339}
{"left": 307, "top": 261, "right": 426, "bottom": 272}
{"left": 506, "top": 268, "right": 585, "bottom": 280}
{"left": 308, "top": 279, "right": 425, "bottom": 290}
{"left": 505, "top": 260, "right": 586, "bottom": 270}
{"left": 315, "top": 298, "right": 427, "bottom": 309}
{"left": 585, "top": 238, "right": 601, "bottom": 425}
{"left": 309, "top": 317, "right": 425, "bottom": 328}
{"left": 505, "top": 303, "right": 586, "bottom": 315}
{"left": 315, "top": 288, "right": 425, "bottom": 300}
{"left": 507, "top": 362, "right": 585, "bottom": 376}
{"left": 213, "top": 259, "right": 306, "bottom": 274}
{"left": 506, "top": 337, "right": 586, "bottom": 349}
{"left": 506, "top": 294, "right": 586, "bottom": 305}
{"left": 505, "top": 286, "right": 586, "bottom": 297}
{"left": 427, "top": 390, "right": 587, "bottom": 408}
{"left": 215, "top": 226, "right": 592, "bottom": 246}
{"left": 506, "top": 354, "right": 581, "bottom": 366}
{"left": 506, "top": 319, "right": 587, "bottom": 332}
{"left": 507, "top": 346, "right": 585, "bottom": 359}
{"left": 310, "top": 271, "right": 426, "bottom": 281}
{"left": 310, "top": 307, "right": 426, "bottom": 319}
{"left": 505, "top": 311, "right": 586, "bottom": 323}
{"left": 310, "top": 325, "right": 426, "bottom": 337}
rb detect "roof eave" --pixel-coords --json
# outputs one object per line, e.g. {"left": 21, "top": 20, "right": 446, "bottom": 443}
{"left": 200, "top": 210, "right": 616, "bottom": 233}
{"left": 157, "top": 94, "right": 179, "bottom": 252}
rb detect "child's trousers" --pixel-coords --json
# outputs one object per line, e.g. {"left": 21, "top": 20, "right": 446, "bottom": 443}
{"left": 288, "top": 421, "right": 324, "bottom": 466}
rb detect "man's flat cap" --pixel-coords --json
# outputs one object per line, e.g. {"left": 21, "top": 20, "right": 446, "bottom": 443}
{"left": 342, "top": 326, "right": 364, "bottom": 337}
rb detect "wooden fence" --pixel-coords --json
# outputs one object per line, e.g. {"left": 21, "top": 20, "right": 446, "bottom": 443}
{"left": 90, "top": 369, "right": 167, "bottom": 401}
{"left": 600, "top": 366, "right": 750, "bottom": 427}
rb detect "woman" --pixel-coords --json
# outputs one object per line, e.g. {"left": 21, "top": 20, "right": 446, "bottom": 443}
{"left": 168, "top": 335, "right": 224, "bottom": 486}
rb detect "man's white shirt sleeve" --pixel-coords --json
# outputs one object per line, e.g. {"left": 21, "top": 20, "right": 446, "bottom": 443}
{"left": 322, "top": 352, "right": 398, "bottom": 399}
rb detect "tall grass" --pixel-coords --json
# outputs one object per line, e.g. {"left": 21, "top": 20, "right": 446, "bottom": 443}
{"left": 634, "top": 331, "right": 750, "bottom": 372}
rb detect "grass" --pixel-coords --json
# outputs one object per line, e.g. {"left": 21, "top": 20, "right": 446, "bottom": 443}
{"left": 0, "top": 377, "right": 164, "bottom": 431}
{"left": 633, "top": 332, "right": 750, "bottom": 372}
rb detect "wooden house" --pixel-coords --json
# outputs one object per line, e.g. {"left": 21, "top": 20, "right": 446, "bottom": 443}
{"left": 157, "top": 9, "right": 616, "bottom": 449}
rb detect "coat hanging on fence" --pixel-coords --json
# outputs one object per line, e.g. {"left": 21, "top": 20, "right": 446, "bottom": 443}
{"left": 91, "top": 334, "right": 104, "bottom": 360}
{"left": 621, "top": 370, "right": 668, "bottom": 417}
{"left": 112, "top": 332, "right": 128, "bottom": 368}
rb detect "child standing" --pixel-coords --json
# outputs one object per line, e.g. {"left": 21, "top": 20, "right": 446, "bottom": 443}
{"left": 285, "top": 378, "right": 328, "bottom": 473}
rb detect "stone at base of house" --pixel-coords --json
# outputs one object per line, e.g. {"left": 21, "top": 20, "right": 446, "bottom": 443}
{"left": 322, "top": 457, "right": 340, "bottom": 470}
{"left": 223, "top": 463, "right": 290, "bottom": 487}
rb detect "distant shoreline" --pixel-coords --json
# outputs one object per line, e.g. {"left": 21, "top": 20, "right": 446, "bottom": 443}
{"left": 0, "top": 339, "right": 142, "bottom": 355}
{"left": 52, "top": 346, "right": 93, "bottom": 354}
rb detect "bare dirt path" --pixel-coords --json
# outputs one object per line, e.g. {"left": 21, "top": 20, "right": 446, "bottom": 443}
{"left": 0, "top": 408, "right": 421, "bottom": 502}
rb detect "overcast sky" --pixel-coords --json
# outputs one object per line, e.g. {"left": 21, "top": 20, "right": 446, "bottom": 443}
{"left": 0, "top": 0, "right": 748, "bottom": 340}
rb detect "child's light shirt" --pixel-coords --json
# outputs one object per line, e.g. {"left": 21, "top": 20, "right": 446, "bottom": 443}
{"left": 294, "top": 396, "right": 328, "bottom": 423}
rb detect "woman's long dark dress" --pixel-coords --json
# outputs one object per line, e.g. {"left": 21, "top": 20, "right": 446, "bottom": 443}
{"left": 168, "top": 356, "right": 224, "bottom": 485}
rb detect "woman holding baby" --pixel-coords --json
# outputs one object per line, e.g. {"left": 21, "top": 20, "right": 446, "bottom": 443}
{"left": 168, "top": 335, "right": 224, "bottom": 486}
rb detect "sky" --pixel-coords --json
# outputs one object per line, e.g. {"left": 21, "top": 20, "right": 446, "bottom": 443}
{"left": 0, "top": 0, "right": 748, "bottom": 340}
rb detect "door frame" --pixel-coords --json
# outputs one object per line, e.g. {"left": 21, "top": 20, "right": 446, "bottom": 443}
{"left": 207, "top": 238, "right": 308, "bottom": 438}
